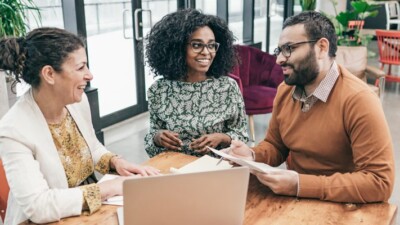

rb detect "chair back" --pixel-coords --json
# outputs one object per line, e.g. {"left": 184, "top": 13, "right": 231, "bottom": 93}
{"left": 376, "top": 29, "right": 400, "bottom": 66}
{"left": 348, "top": 20, "right": 364, "bottom": 30}
{"left": 346, "top": 20, "right": 365, "bottom": 42}
{"left": 336, "top": 46, "right": 368, "bottom": 81}
{"left": 0, "top": 160, "right": 9, "bottom": 221}
{"left": 232, "top": 45, "right": 283, "bottom": 88}
{"left": 227, "top": 73, "right": 243, "bottom": 94}
{"left": 385, "top": 1, "right": 400, "bottom": 29}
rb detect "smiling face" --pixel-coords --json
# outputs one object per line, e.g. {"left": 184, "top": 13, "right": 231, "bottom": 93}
{"left": 54, "top": 47, "right": 93, "bottom": 104}
{"left": 186, "top": 26, "right": 216, "bottom": 78}
{"left": 276, "top": 24, "right": 319, "bottom": 86}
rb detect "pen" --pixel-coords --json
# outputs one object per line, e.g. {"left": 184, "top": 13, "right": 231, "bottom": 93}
{"left": 216, "top": 147, "right": 231, "bottom": 165}
{"left": 216, "top": 157, "right": 224, "bottom": 165}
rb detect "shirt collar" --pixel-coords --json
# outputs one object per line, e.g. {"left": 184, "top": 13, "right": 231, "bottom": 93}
{"left": 292, "top": 61, "right": 339, "bottom": 103}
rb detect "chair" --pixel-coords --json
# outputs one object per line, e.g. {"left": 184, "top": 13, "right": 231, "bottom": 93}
{"left": 231, "top": 45, "right": 284, "bottom": 142}
{"left": 376, "top": 29, "right": 400, "bottom": 84}
{"left": 335, "top": 46, "right": 386, "bottom": 100}
{"left": 373, "top": 1, "right": 400, "bottom": 30}
{"left": 347, "top": 20, "right": 365, "bottom": 42}
{"left": 384, "top": 1, "right": 400, "bottom": 30}
{"left": 348, "top": 20, "right": 365, "bottom": 31}
{"left": 228, "top": 73, "right": 243, "bottom": 94}
{"left": 0, "top": 160, "right": 9, "bottom": 221}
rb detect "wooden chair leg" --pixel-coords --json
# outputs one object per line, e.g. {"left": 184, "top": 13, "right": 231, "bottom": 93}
{"left": 248, "top": 115, "right": 255, "bottom": 142}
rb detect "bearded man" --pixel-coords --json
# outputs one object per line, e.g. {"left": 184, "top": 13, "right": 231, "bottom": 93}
{"left": 223, "top": 11, "right": 394, "bottom": 203}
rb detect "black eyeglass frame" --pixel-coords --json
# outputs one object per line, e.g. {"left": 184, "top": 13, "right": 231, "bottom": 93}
{"left": 188, "top": 41, "right": 220, "bottom": 53}
{"left": 274, "top": 40, "right": 318, "bottom": 58}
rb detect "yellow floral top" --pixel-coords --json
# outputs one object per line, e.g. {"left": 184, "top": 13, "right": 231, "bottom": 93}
{"left": 48, "top": 111, "right": 114, "bottom": 214}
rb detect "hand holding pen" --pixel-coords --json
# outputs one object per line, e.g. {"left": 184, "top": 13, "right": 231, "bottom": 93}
{"left": 154, "top": 130, "right": 183, "bottom": 151}
{"left": 216, "top": 137, "right": 236, "bottom": 165}
{"left": 216, "top": 147, "right": 230, "bottom": 165}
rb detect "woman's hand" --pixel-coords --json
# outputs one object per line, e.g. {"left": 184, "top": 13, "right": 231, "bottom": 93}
{"left": 220, "top": 140, "right": 254, "bottom": 161}
{"left": 111, "top": 157, "right": 161, "bottom": 176}
{"left": 154, "top": 130, "right": 183, "bottom": 151}
{"left": 190, "top": 133, "right": 231, "bottom": 154}
{"left": 97, "top": 175, "right": 140, "bottom": 201}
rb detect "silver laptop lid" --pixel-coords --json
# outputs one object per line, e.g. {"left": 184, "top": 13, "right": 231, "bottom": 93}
{"left": 123, "top": 167, "right": 249, "bottom": 225}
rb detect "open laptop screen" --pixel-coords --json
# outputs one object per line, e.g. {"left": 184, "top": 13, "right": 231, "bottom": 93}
{"left": 122, "top": 167, "right": 249, "bottom": 225}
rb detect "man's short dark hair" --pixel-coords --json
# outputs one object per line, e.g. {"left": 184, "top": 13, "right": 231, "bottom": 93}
{"left": 283, "top": 11, "right": 337, "bottom": 58}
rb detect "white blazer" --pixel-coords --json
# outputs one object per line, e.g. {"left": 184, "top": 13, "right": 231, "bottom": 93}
{"left": 0, "top": 89, "right": 109, "bottom": 225}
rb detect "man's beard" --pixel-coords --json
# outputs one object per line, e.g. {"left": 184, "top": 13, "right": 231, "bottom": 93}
{"left": 282, "top": 50, "right": 319, "bottom": 87}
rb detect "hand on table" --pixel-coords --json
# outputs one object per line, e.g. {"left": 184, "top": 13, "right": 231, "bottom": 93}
{"left": 111, "top": 157, "right": 161, "bottom": 176}
{"left": 252, "top": 169, "right": 299, "bottom": 196}
{"left": 190, "top": 133, "right": 230, "bottom": 154}
{"left": 102, "top": 157, "right": 161, "bottom": 201}
{"left": 97, "top": 176, "right": 137, "bottom": 201}
{"left": 154, "top": 130, "right": 183, "bottom": 151}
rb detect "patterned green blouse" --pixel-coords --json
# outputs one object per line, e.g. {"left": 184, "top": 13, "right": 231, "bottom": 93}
{"left": 145, "top": 76, "right": 249, "bottom": 157}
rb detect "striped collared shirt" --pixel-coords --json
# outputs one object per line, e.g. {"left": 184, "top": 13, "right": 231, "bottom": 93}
{"left": 292, "top": 61, "right": 339, "bottom": 112}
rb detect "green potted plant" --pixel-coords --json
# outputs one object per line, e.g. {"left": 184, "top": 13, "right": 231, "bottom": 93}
{"left": 300, "top": 0, "right": 317, "bottom": 11}
{"left": 0, "top": 0, "right": 40, "bottom": 117}
{"left": 0, "top": 0, "right": 41, "bottom": 37}
{"left": 333, "top": 0, "right": 380, "bottom": 46}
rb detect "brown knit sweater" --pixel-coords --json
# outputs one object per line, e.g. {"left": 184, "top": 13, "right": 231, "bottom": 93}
{"left": 253, "top": 65, "right": 394, "bottom": 203}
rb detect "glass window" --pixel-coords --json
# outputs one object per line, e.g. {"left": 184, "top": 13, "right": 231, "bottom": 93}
{"left": 16, "top": 0, "right": 65, "bottom": 97}
{"left": 228, "top": 0, "right": 243, "bottom": 43}
{"left": 294, "top": 0, "right": 302, "bottom": 15}
{"left": 84, "top": 0, "right": 137, "bottom": 116}
{"left": 269, "top": 0, "right": 284, "bottom": 53}
{"left": 143, "top": 0, "right": 178, "bottom": 97}
{"left": 254, "top": 0, "right": 267, "bottom": 51}
{"left": 195, "top": 0, "right": 217, "bottom": 15}
{"left": 29, "top": 0, "right": 64, "bottom": 29}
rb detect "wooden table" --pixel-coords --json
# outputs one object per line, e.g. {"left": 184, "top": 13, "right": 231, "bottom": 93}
{"left": 31, "top": 152, "right": 397, "bottom": 225}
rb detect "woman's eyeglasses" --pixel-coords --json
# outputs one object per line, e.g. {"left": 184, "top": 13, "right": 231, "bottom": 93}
{"left": 274, "top": 40, "right": 317, "bottom": 58}
{"left": 188, "top": 42, "right": 220, "bottom": 53}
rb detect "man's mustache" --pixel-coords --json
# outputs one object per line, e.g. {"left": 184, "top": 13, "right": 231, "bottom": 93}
{"left": 281, "top": 63, "right": 294, "bottom": 68}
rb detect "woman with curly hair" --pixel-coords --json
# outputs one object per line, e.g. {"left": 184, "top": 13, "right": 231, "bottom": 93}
{"left": 144, "top": 9, "right": 248, "bottom": 157}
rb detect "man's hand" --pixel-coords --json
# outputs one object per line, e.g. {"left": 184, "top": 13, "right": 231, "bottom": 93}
{"left": 221, "top": 140, "right": 254, "bottom": 161}
{"left": 252, "top": 170, "right": 299, "bottom": 196}
{"left": 190, "top": 133, "right": 230, "bottom": 154}
{"left": 154, "top": 130, "right": 183, "bottom": 151}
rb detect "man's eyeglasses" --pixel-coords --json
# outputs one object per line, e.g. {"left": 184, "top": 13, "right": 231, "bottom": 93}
{"left": 274, "top": 40, "right": 317, "bottom": 58}
{"left": 188, "top": 42, "right": 220, "bottom": 53}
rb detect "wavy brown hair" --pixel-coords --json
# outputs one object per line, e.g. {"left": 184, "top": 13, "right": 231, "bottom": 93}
{"left": 0, "top": 27, "right": 84, "bottom": 88}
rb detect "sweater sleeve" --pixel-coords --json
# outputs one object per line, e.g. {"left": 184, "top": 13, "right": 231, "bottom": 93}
{"left": 224, "top": 79, "right": 249, "bottom": 143}
{"left": 144, "top": 83, "right": 166, "bottom": 157}
{"left": 252, "top": 85, "right": 290, "bottom": 167}
{"left": 79, "top": 183, "right": 101, "bottom": 214}
{"left": 297, "top": 90, "right": 394, "bottom": 203}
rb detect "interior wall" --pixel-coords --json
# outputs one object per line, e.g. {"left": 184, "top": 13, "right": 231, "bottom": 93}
{"left": 316, "top": 0, "right": 347, "bottom": 16}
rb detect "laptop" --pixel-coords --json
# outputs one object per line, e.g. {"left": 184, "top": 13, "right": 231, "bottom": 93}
{"left": 119, "top": 167, "right": 249, "bottom": 225}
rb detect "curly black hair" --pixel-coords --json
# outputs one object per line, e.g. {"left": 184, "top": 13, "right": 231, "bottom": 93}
{"left": 145, "top": 9, "right": 237, "bottom": 80}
